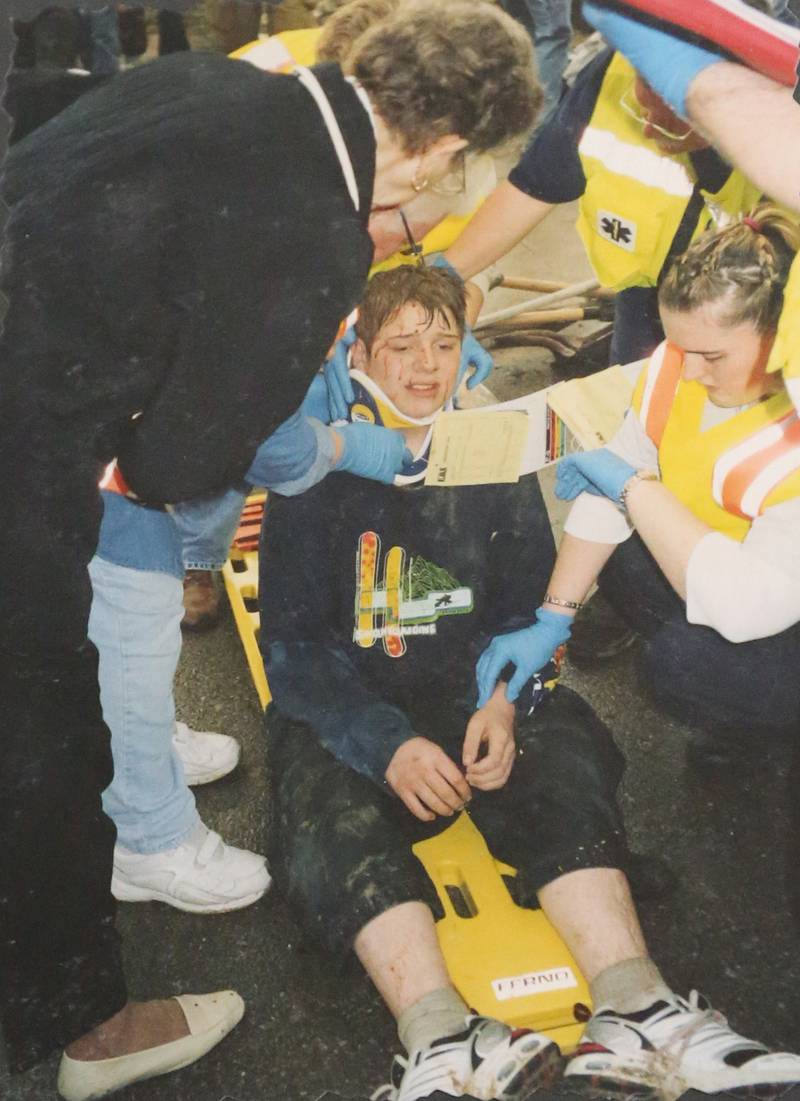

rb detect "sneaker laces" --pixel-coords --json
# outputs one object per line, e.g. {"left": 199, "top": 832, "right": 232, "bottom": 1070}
{"left": 648, "top": 991, "right": 741, "bottom": 1100}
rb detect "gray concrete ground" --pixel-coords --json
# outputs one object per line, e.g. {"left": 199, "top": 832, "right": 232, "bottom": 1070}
{"left": 5, "top": 207, "right": 800, "bottom": 1101}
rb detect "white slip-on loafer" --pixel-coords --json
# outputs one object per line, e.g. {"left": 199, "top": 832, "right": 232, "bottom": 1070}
{"left": 172, "top": 720, "right": 241, "bottom": 786}
{"left": 57, "top": 990, "right": 244, "bottom": 1101}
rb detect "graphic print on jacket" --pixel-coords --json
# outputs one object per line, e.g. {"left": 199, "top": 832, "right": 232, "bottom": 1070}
{"left": 354, "top": 531, "right": 474, "bottom": 657}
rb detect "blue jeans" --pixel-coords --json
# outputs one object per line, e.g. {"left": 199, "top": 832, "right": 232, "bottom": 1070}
{"left": 85, "top": 5, "right": 120, "bottom": 74}
{"left": 88, "top": 555, "right": 198, "bottom": 853}
{"left": 172, "top": 486, "right": 248, "bottom": 571}
{"left": 502, "top": 0, "right": 572, "bottom": 125}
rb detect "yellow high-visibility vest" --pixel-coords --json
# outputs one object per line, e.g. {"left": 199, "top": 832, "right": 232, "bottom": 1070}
{"left": 767, "top": 253, "right": 800, "bottom": 415}
{"left": 632, "top": 341, "right": 800, "bottom": 541}
{"left": 576, "top": 54, "right": 761, "bottom": 291}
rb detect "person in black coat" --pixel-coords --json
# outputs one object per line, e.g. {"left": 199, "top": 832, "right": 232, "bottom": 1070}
{"left": 0, "top": 3, "right": 541, "bottom": 1097}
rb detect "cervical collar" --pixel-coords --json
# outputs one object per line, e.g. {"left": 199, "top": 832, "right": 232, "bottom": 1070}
{"left": 347, "top": 369, "right": 454, "bottom": 485}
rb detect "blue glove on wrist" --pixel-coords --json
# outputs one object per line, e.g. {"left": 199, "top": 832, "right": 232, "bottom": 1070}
{"left": 582, "top": 1, "right": 722, "bottom": 118}
{"left": 429, "top": 253, "right": 463, "bottom": 282}
{"left": 299, "top": 372, "right": 333, "bottom": 424}
{"left": 323, "top": 325, "right": 357, "bottom": 422}
{"left": 458, "top": 326, "right": 494, "bottom": 390}
{"left": 335, "top": 421, "right": 411, "bottom": 484}
{"left": 475, "top": 607, "right": 573, "bottom": 709}
{"left": 555, "top": 449, "right": 637, "bottom": 504}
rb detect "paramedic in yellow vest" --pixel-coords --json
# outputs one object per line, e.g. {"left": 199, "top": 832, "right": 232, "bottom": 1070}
{"left": 231, "top": 0, "right": 500, "bottom": 274}
{"left": 475, "top": 207, "right": 800, "bottom": 768}
{"left": 442, "top": 45, "right": 763, "bottom": 365}
{"left": 576, "top": 1, "right": 800, "bottom": 413}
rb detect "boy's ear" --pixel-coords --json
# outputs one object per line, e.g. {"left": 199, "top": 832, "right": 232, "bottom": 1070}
{"left": 350, "top": 338, "right": 369, "bottom": 371}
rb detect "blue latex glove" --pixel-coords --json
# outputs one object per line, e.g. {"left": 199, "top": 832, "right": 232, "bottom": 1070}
{"left": 323, "top": 326, "right": 357, "bottom": 422}
{"left": 335, "top": 421, "right": 411, "bottom": 484}
{"left": 430, "top": 253, "right": 463, "bottom": 282}
{"left": 458, "top": 326, "right": 494, "bottom": 390}
{"left": 475, "top": 607, "right": 574, "bottom": 709}
{"left": 299, "top": 372, "right": 333, "bottom": 424}
{"left": 582, "top": 1, "right": 723, "bottom": 118}
{"left": 429, "top": 257, "right": 494, "bottom": 390}
{"left": 555, "top": 449, "right": 637, "bottom": 504}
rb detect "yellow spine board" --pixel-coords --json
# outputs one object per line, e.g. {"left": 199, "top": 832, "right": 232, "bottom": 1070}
{"left": 413, "top": 813, "right": 591, "bottom": 1051}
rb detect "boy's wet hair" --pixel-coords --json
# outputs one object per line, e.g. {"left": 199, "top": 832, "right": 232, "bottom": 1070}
{"left": 356, "top": 267, "right": 467, "bottom": 353}
{"left": 659, "top": 203, "right": 800, "bottom": 334}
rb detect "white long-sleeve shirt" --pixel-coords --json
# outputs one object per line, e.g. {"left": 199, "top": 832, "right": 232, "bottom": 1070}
{"left": 564, "top": 402, "right": 800, "bottom": 642}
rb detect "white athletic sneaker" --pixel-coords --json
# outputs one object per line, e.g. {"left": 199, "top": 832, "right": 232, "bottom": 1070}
{"left": 173, "top": 720, "right": 240, "bottom": 786}
{"left": 565, "top": 991, "right": 800, "bottom": 1099}
{"left": 370, "top": 1015, "right": 563, "bottom": 1101}
{"left": 112, "top": 822, "right": 271, "bottom": 914}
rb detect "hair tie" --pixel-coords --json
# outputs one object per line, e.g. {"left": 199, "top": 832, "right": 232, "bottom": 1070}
{"left": 743, "top": 215, "right": 764, "bottom": 233}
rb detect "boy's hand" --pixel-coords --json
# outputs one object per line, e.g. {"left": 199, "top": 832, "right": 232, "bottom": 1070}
{"left": 462, "top": 689, "right": 516, "bottom": 791}
{"left": 386, "top": 737, "right": 472, "bottom": 822}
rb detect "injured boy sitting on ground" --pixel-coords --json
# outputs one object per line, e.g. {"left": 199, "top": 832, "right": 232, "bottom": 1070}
{"left": 258, "top": 266, "right": 800, "bottom": 1101}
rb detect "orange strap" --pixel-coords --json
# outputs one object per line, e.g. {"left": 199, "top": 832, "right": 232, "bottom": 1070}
{"left": 642, "top": 341, "right": 684, "bottom": 447}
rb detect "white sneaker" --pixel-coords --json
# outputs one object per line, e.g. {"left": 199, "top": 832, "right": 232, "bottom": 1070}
{"left": 371, "top": 1015, "right": 563, "bottom": 1101}
{"left": 565, "top": 991, "right": 800, "bottom": 1099}
{"left": 112, "top": 822, "right": 271, "bottom": 914}
{"left": 173, "top": 720, "right": 240, "bottom": 786}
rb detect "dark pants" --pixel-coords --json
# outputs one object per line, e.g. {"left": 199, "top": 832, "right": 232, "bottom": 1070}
{"left": 0, "top": 328, "right": 276, "bottom": 1067}
{"left": 0, "top": 396, "right": 130, "bottom": 1070}
{"left": 610, "top": 286, "right": 664, "bottom": 366}
{"left": 266, "top": 686, "right": 629, "bottom": 957}
{"left": 601, "top": 535, "right": 800, "bottom": 731}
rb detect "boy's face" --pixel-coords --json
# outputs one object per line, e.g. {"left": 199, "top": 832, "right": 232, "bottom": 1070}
{"left": 354, "top": 300, "right": 462, "bottom": 419}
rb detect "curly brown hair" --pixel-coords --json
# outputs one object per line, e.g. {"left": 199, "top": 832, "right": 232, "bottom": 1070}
{"left": 346, "top": 0, "right": 541, "bottom": 155}
{"left": 356, "top": 266, "right": 466, "bottom": 352}
{"left": 316, "top": 0, "right": 400, "bottom": 63}
{"left": 659, "top": 204, "right": 800, "bottom": 334}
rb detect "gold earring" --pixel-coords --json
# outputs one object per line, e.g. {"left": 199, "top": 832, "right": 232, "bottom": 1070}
{"left": 411, "top": 166, "right": 429, "bottom": 193}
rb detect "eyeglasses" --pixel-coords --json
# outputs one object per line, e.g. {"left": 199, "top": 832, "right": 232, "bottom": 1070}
{"left": 619, "top": 88, "right": 695, "bottom": 144}
{"left": 428, "top": 150, "right": 467, "bottom": 197}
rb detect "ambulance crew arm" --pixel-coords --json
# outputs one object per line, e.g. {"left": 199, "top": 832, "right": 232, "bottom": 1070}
{"left": 582, "top": 1, "right": 800, "bottom": 214}
{"left": 444, "top": 182, "right": 556, "bottom": 281}
{"left": 685, "top": 498, "right": 800, "bottom": 641}
{"left": 562, "top": 408, "right": 658, "bottom": 544}
{"left": 686, "top": 65, "right": 800, "bottom": 214}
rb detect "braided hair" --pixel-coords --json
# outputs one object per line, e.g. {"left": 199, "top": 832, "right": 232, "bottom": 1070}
{"left": 659, "top": 204, "right": 800, "bottom": 334}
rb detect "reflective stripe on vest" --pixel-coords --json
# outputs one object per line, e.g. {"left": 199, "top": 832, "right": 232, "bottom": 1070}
{"left": 634, "top": 341, "right": 800, "bottom": 531}
{"left": 636, "top": 340, "right": 684, "bottom": 447}
{"left": 578, "top": 127, "right": 694, "bottom": 198}
{"left": 712, "top": 409, "right": 800, "bottom": 519}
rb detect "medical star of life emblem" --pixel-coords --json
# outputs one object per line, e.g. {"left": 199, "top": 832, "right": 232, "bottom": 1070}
{"left": 597, "top": 209, "right": 637, "bottom": 252}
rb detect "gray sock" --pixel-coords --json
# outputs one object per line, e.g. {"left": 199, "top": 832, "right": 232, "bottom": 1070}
{"left": 590, "top": 957, "right": 673, "bottom": 1015}
{"left": 398, "top": 987, "right": 469, "bottom": 1054}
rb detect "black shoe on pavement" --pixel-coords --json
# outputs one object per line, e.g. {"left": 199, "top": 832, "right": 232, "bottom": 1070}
{"left": 568, "top": 593, "right": 639, "bottom": 667}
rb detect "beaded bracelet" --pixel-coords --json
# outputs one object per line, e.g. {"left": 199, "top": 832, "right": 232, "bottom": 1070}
{"left": 619, "top": 469, "right": 659, "bottom": 513}
{"left": 543, "top": 594, "right": 584, "bottom": 611}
